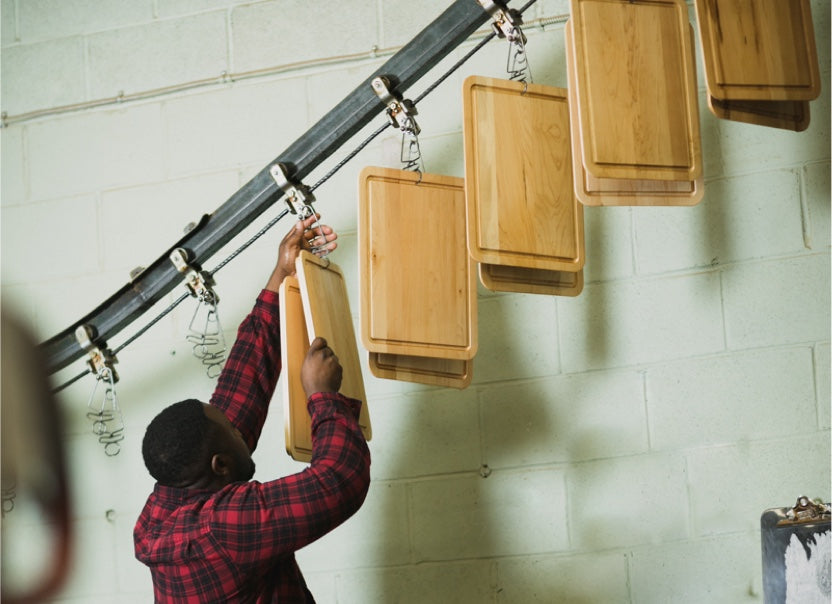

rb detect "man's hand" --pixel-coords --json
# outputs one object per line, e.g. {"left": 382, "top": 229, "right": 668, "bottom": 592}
{"left": 301, "top": 337, "right": 343, "bottom": 397}
{"left": 266, "top": 214, "right": 338, "bottom": 291}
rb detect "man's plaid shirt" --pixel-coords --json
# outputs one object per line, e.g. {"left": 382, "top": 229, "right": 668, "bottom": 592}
{"left": 134, "top": 289, "right": 370, "bottom": 603}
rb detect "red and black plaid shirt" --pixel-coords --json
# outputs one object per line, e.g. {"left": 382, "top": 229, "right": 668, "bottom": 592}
{"left": 134, "top": 289, "right": 370, "bottom": 603}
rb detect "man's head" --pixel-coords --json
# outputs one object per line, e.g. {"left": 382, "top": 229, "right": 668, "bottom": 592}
{"left": 141, "top": 399, "right": 255, "bottom": 489}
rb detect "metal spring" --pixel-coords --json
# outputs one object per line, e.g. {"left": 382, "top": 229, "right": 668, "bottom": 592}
{"left": 86, "top": 372, "right": 124, "bottom": 456}
{"left": 400, "top": 119, "right": 424, "bottom": 179}
{"left": 186, "top": 295, "right": 226, "bottom": 379}
{"left": 506, "top": 32, "right": 532, "bottom": 87}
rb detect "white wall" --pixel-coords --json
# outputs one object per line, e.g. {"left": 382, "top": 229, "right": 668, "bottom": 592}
{"left": 1, "top": 1, "right": 829, "bottom": 602}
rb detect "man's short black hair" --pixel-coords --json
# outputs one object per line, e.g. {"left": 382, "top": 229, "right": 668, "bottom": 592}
{"left": 142, "top": 399, "right": 215, "bottom": 486}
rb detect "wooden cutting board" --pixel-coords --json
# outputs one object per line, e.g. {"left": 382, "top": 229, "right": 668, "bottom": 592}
{"left": 369, "top": 352, "right": 473, "bottom": 389}
{"left": 359, "top": 166, "right": 477, "bottom": 361}
{"left": 569, "top": 0, "right": 701, "bottom": 182}
{"left": 694, "top": 0, "right": 820, "bottom": 102}
{"left": 479, "top": 263, "right": 584, "bottom": 297}
{"left": 278, "top": 275, "right": 314, "bottom": 462}
{"left": 295, "top": 251, "right": 372, "bottom": 441}
{"left": 566, "top": 20, "right": 704, "bottom": 206}
{"left": 462, "top": 76, "right": 585, "bottom": 274}
{"left": 708, "top": 96, "right": 810, "bottom": 132}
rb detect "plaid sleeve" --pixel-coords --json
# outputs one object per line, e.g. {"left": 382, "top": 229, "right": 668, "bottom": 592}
{"left": 207, "top": 391, "right": 371, "bottom": 568}
{"left": 209, "top": 289, "right": 282, "bottom": 452}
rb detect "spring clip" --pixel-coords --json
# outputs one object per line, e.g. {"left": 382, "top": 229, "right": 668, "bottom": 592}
{"left": 171, "top": 248, "right": 227, "bottom": 378}
{"left": 371, "top": 76, "right": 425, "bottom": 178}
{"left": 185, "top": 288, "right": 227, "bottom": 379}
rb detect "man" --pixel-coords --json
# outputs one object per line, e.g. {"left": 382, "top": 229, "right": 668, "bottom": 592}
{"left": 134, "top": 213, "right": 371, "bottom": 603}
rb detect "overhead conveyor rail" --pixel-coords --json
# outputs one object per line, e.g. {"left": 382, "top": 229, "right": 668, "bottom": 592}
{"left": 41, "top": 0, "right": 523, "bottom": 375}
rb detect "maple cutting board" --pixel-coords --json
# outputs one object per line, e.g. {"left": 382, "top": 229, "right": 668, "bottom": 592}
{"left": 694, "top": 0, "right": 820, "bottom": 102}
{"left": 479, "top": 263, "right": 584, "bottom": 297}
{"left": 708, "top": 96, "right": 810, "bottom": 132}
{"left": 462, "top": 76, "right": 585, "bottom": 274}
{"left": 566, "top": 20, "right": 704, "bottom": 206}
{"left": 278, "top": 275, "right": 314, "bottom": 461}
{"left": 359, "top": 166, "right": 477, "bottom": 361}
{"left": 295, "top": 251, "right": 372, "bottom": 441}
{"left": 369, "top": 352, "right": 473, "bottom": 389}
{"left": 569, "top": 0, "right": 701, "bottom": 182}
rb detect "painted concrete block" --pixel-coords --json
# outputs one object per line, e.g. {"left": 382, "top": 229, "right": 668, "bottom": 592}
{"left": 581, "top": 205, "right": 635, "bottom": 283}
{"left": 16, "top": 0, "right": 153, "bottom": 43}
{"left": 568, "top": 452, "right": 689, "bottom": 549}
{"left": 100, "top": 171, "right": 240, "bottom": 272}
{"left": 647, "top": 347, "right": 818, "bottom": 450}
{"left": 1, "top": 125, "right": 25, "bottom": 206}
{"left": 630, "top": 533, "right": 763, "bottom": 604}
{"left": 335, "top": 561, "right": 495, "bottom": 604}
{"left": 722, "top": 254, "right": 831, "bottom": 349}
{"left": 157, "top": 0, "right": 248, "bottom": 19}
{"left": 496, "top": 552, "right": 629, "bottom": 603}
{"left": 162, "top": 78, "right": 308, "bottom": 177}
{"left": 559, "top": 272, "right": 725, "bottom": 372}
{"left": 816, "top": 342, "right": 831, "bottom": 429}
{"left": 297, "top": 481, "right": 411, "bottom": 572}
{"left": 27, "top": 105, "right": 166, "bottom": 201}
{"left": 0, "top": 195, "right": 99, "bottom": 283}
{"left": 475, "top": 293, "right": 560, "bottom": 384}
{"left": 481, "top": 370, "right": 648, "bottom": 468}
{"left": 411, "top": 468, "right": 568, "bottom": 561}
{"left": 1, "top": 37, "right": 86, "bottom": 116}
{"left": 525, "top": 25, "right": 569, "bottom": 91}
{"left": 1, "top": 0, "right": 16, "bottom": 44}
{"left": 367, "top": 388, "right": 481, "bottom": 480}
{"left": 634, "top": 169, "right": 804, "bottom": 275}
{"left": 803, "top": 161, "right": 831, "bottom": 250}
{"left": 87, "top": 12, "right": 228, "bottom": 100}
{"left": 380, "top": 0, "right": 453, "bottom": 49}
{"left": 687, "top": 432, "right": 832, "bottom": 536}
{"left": 231, "top": 1, "right": 378, "bottom": 75}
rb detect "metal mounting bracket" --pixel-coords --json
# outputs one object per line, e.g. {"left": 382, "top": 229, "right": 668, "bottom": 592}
{"left": 269, "top": 163, "right": 317, "bottom": 218}
{"left": 170, "top": 248, "right": 219, "bottom": 304}
{"left": 371, "top": 76, "right": 421, "bottom": 135}
{"left": 74, "top": 324, "right": 119, "bottom": 383}
{"left": 478, "top": 0, "right": 526, "bottom": 43}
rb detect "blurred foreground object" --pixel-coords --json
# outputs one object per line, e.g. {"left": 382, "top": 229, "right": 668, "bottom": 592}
{"left": 1, "top": 307, "right": 71, "bottom": 603}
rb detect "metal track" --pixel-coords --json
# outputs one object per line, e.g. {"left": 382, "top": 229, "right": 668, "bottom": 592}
{"left": 41, "top": 0, "right": 498, "bottom": 374}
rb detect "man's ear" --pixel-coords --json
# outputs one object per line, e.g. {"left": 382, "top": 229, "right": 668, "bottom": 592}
{"left": 210, "top": 453, "right": 231, "bottom": 477}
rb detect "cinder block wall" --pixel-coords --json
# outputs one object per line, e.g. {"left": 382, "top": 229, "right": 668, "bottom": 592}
{"left": 1, "top": 1, "right": 829, "bottom": 602}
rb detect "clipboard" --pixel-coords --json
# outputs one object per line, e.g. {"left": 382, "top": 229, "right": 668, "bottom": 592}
{"left": 761, "top": 496, "right": 831, "bottom": 603}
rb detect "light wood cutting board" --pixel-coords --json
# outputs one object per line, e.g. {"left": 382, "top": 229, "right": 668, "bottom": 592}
{"left": 359, "top": 166, "right": 477, "bottom": 361}
{"left": 479, "top": 263, "right": 584, "bottom": 297}
{"left": 566, "top": 20, "right": 704, "bottom": 206}
{"left": 278, "top": 275, "right": 314, "bottom": 462}
{"left": 569, "top": 0, "right": 701, "bottom": 182}
{"left": 295, "top": 251, "right": 372, "bottom": 441}
{"left": 708, "top": 96, "right": 810, "bottom": 132}
{"left": 694, "top": 0, "right": 820, "bottom": 102}
{"left": 369, "top": 352, "right": 472, "bottom": 389}
{"left": 462, "top": 76, "right": 585, "bottom": 274}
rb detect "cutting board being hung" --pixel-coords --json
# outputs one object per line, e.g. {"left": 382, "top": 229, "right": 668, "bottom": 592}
{"left": 359, "top": 166, "right": 476, "bottom": 388}
{"left": 565, "top": 17, "right": 704, "bottom": 206}
{"left": 462, "top": 76, "right": 585, "bottom": 296}
{"left": 278, "top": 275, "right": 314, "bottom": 462}
{"left": 694, "top": 0, "right": 820, "bottom": 131}
{"left": 369, "top": 352, "right": 473, "bottom": 389}
{"left": 294, "top": 251, "right": 372, "bottom": 445}
{"left": 568, "top": 0, "right": 702, "bottom": 187}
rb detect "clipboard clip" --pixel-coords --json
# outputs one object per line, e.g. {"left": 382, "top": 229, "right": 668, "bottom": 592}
{"left": 781, "top": 495, "right": 831, "bottom": 526}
